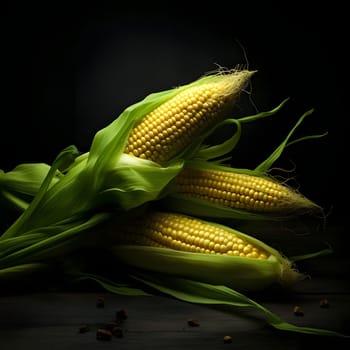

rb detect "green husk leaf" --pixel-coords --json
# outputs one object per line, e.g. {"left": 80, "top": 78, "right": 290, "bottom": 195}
{"left": 0, "top": 233, "right": 47, "bottom": 259}
{"left": 0, "top": 190, "right": 30, "bottom": 212}
{"left": 286, "top": 132, "right": 328, "bottom": 147}
{"left": 194, "top": 119, "right": 242, "bottom": 161}
{"left": 75, "top": 273, "right": 151, "bottom": 296}
{"left": 291, "top": 248, "right": 333, "bottom": 262}
{"left": 1, "top": 145, "right": 80, "bottom": 238}
{"left": 95, "top": 154, "right": 184, "bottom": 211}
{"left": 131, "top": 273, "right": 349, "bottom": 338}
{"left": 112, "top": 244, "right": 286, "bottom": 292}
{"left": 0, "top": 163, "right": 63, "bottom": 214}
{"left": 0, "top": 212, "right": 110, "bottom": 269}
{"left": 238, "top": 98, "right": 290, "bottom": 124}
{"left": 0, "top": 262, "right": 49, "bottom": 280}
{"left": 192, "top": 98, "right": 290, "bottom": 162}
{"left": 0, "top": 163, "right": 60, "bottom": 198}
{"left": 255, "top": 108, "right": 317, "bottom": 173}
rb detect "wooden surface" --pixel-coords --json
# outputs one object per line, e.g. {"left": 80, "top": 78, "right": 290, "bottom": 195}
{"left": 0, "top": 281, "right": 349, "bottom": 350}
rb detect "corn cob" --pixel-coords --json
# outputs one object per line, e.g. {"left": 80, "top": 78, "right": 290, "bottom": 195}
{"left": 116, "top": 211, "right": 269, "bottom": 257}
{"left": 124, "top": 69, "right": 254, "bottom": 163}
{"left": 171, "top": 166, "right": 319, "bottom": 216}
{"left": 109, "top": 211, "right": 302, "bottom": 292}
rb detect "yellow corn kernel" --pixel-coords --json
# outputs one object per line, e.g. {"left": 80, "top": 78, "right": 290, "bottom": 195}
{"left": 174, "top": 167, "right": 319, "bottom": 214}
{"left": 113, "top": 211, "right": 269, "bottom": 259}
{"left": 124, "top": 70, "right": 254, "bottom": 163}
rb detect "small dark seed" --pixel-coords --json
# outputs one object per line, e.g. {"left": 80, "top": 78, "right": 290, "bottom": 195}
{"left": 96, "top": 328, "right": 112, "bottom": 341}
{"left": 223, "top": 335, "right": 233, "bottom": 344}
{"left": 320, "top": 298, "right": 330, "bottom": 308}
{"left": 187, "top": 319, "right": 200, "bottom": 327}
{"left": 104, "top": 322, "right": 121, "bottom": 331}
{"left": 293, "top": 306, "right": 304, "bottom": 316}
{"left": 116, "top": 308, "right": 128, "bottom": 321}
{"left": 112, "top": 326, "right": 124, "bottom": 338}
{"left": 96, "top": 296, "right": 105, "bottom": 308}
{"left": 78, "top": 324, "right": 90, "bottom": 333}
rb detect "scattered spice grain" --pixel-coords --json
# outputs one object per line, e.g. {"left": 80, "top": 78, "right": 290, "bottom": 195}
{"left": 96, "top": 328, "right": 112, "bottom": 341}
{"left": 187, "top": 319, "right": 200, "bottom": 327}
{"left": 78, "top": 324, "right": 90, "bottom": 333}
{"left": 223, "top": 335, "right": 233, "bottom": 344}
{"left": 96, "top": 296, "right": 105, "bottom": 308}
{"left": 111, "top": 325, "right": 124, "bottom": 338}
{"left": 319, "top": 298, "right": 330, "bottom": 308}
{"left": 116, "top": 308, "right": 128, "bottom": 321}
{"left": 104, "top": 321, "right": 121, "bottom": 331}
{"left": 293, "top": 306, "right": 304, "bottom": 316}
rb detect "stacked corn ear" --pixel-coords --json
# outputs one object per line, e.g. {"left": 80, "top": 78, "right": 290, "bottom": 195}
{"left": 0, "top": 163, "right": 61, "bottom": 215}
{"left": 108, "top": 210, "right": 303, "bottom": 292}
{"left": 162, "top": 162, "right": 322, "bottom": 220}
{"left": 124, "top": 69, "right": 254, "bottom": 164}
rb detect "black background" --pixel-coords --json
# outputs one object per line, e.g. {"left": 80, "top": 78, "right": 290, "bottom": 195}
{"left": 1, "top": 2, "right": 344, "bottom": 226}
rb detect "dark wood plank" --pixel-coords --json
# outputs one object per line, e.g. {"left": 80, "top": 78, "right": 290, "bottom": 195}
{"left": 1, "top": 283, "right": 349, "bottom": 350}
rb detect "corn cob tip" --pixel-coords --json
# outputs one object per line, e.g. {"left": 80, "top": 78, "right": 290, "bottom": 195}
{"left": 279, "top": 259, "right": 305, "bottom": 288}
{"left": 173, "top": 167, "right": 323, "bottom": 217}
{"left": 205, "top": 68, "right": 256, "bottom": 99}
{"left": 287, "top": 191, "right": 323, "bottom": 215}
{"left": 275, "top": 181, "right": 324, "bottom": 217}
